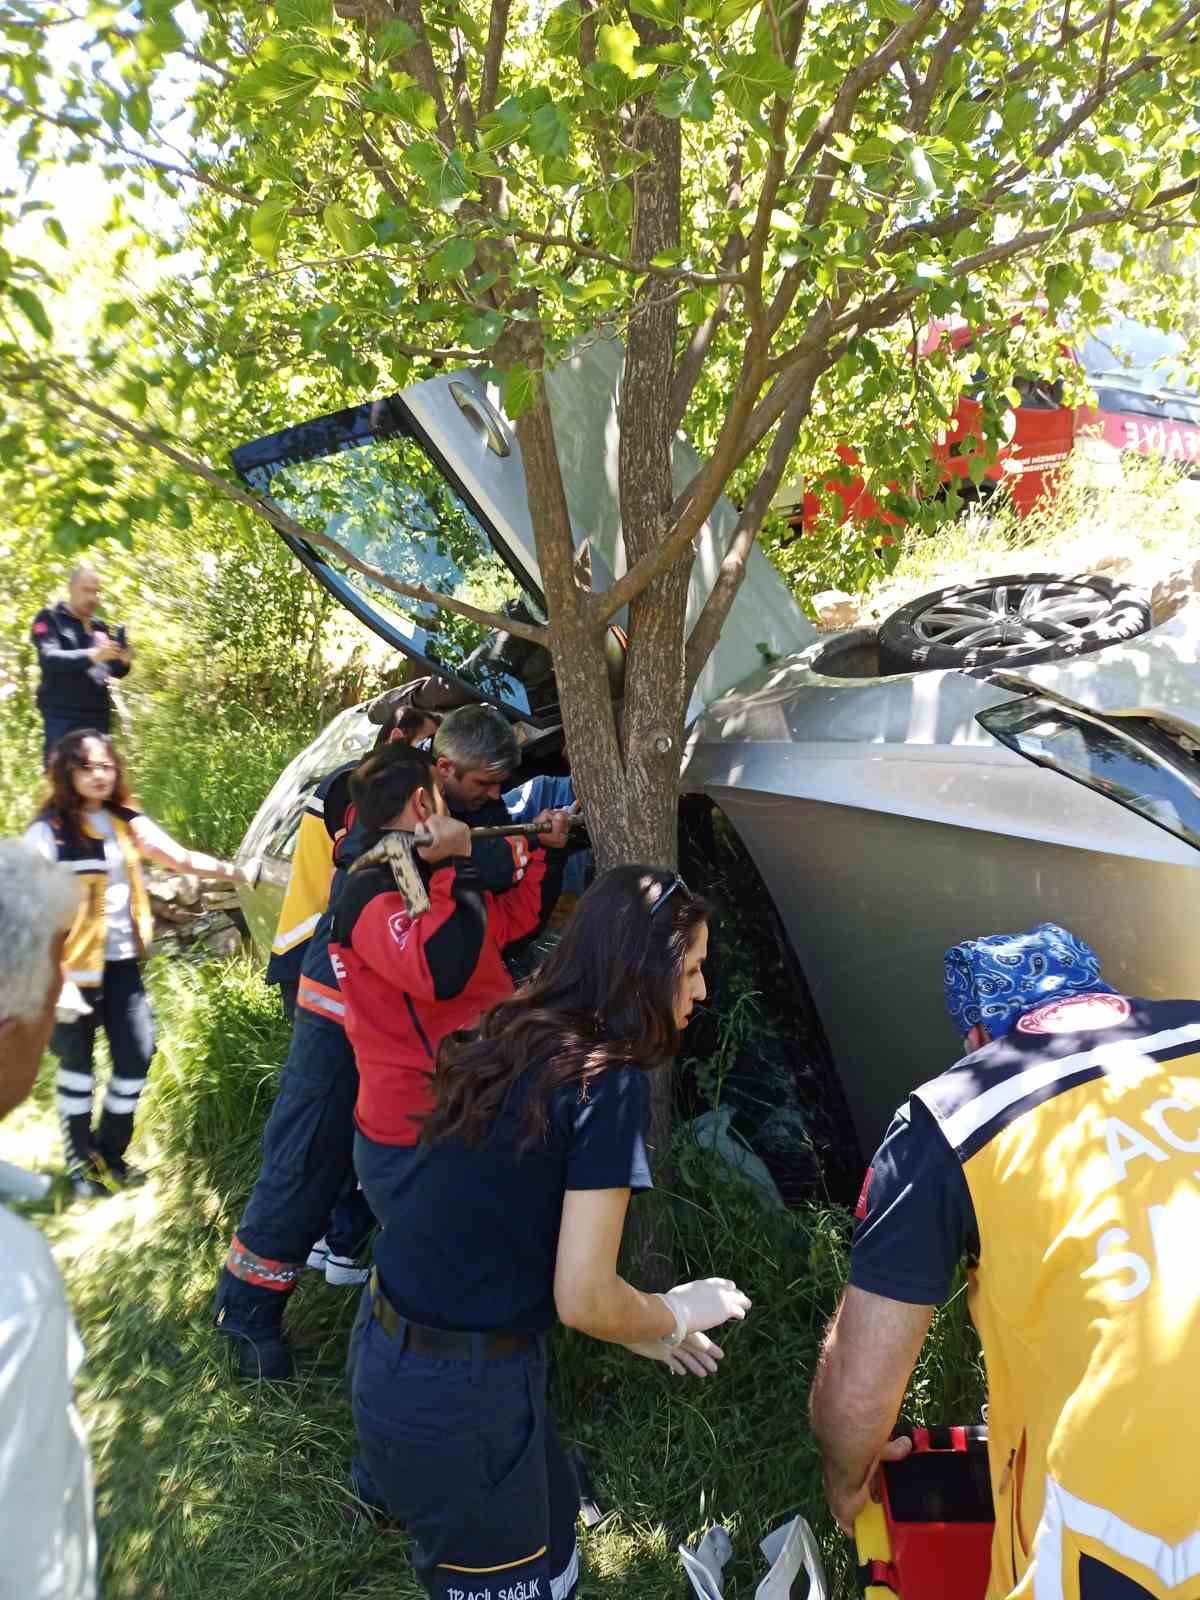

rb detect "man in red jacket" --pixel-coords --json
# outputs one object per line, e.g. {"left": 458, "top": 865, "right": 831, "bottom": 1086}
{"left": 330, "top": 744, "right": 569, "bottom": 1154}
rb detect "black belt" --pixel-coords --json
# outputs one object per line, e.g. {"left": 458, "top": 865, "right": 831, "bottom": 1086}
{"left": 370, "top": 1273, "right": 536, "bottom": 1360}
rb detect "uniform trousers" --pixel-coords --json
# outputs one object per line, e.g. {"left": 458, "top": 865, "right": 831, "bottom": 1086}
{"left": 215, "top": 1013, "right": 373, "bottom": 1334}
{"left": 49, "top": 957, "right": 154, "bottom": 1172}
{"left": 350, "top": 1301, "right": 580, "bottom": 1600}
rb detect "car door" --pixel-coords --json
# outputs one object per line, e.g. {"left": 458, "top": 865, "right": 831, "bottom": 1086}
{"left": 230, "top": 338, "right": 814, "bottom": 728}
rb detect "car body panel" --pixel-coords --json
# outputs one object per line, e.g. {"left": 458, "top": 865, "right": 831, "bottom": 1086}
{"left": 679, "top": 624, "right": 1200, "bottom": 1146}
{"left": 698, "top": 778, "right": 1200, "bottom": 1151}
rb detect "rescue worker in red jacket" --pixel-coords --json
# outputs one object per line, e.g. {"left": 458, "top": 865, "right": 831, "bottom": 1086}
{"left": 329, "top": 743, "right": 570, "bottom": 1164}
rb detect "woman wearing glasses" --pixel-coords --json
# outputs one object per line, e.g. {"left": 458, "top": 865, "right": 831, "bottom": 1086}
{"left": 24, "top": 729, "right": 248, "bottom": 1197}
{"left": 349, "top": 864, "right": 751, "bottom": 1600}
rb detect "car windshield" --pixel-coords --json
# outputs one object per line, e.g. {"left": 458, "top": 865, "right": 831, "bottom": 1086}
{"left": 1079, "top": 319, "right": 1200, "bottom": 426}
{"left": 979, "top": 698, "right": 1200, "bottom": 854}
{"left": 240, "top": 425, "right": 556, "bottom": 719}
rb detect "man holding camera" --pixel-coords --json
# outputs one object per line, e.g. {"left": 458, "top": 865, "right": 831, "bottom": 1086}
{"left": 31, "top": 566, "right": 133, "bottom": 764}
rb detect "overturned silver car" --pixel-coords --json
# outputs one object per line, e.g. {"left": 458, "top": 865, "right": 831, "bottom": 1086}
{"left": 232, "top": 341, "right": 1200, "bottom": 1160}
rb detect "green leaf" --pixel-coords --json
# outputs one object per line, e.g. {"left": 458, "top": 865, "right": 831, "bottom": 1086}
{"left": 375, "top": 18, "right": 418, "bottom": 56}
{"left": 654, "top": 67, "right": 715, "bottom": 122}
{"left": 544, "top": 1, "right": 583, "bottom": 57}
{"left": 503, "top": 362, "right": 540, "bottom": 420}
{"left": 299, "top": 303, "right": 341, "bottom": 352}
{"left": 44, "top": 217, "right": 68, "bottom": 248}
{"left": 629, "top": 0, "right": 682, "bottom": 22}
{"left": 463, "top": 310, "right": 505, "bottom": 349}
{"left": 234, "top": 60, "right": 314, "bottom": 107}
{"left": 249, "top": 197, "right": 291, "bottom": 263}
{"left": 322, "top": 202, "right": 374, "bottom": 253}
{"left": 716, "top": 48, "right": 794, "bottom": 124}
{"left": 527, "top": 100, "right": 571, "bottom": 158}
{"left": 1044, "top": 261, "right": 1075, "bottom": 310}
{"left": 403, "top": 141, "right": 473, "bottom": 211}
{"left": 903, "top": 142, "right": 938, "bottom": 199}
{"left": 967, "top": 452, "right": 987, "bottom": 486}
{"left": 127, "top": 87, "right": 151, "bottom": 137}
{"left": 277, "top": 0, "right": 334, "bottom": 31}
{"left": 9, "top": 285, "right": 52, "bottom": 340}
{"left": 103, "top": 299, "right": 138, "bottom": 328}
{"left": 874, "top": 0, "right": 911, "bottom": 22}
{"left": 597, "top": 21, "right": 654, "bottom": 80}
{"left": 429, "top": 236, "right": 476, "bottom": 278}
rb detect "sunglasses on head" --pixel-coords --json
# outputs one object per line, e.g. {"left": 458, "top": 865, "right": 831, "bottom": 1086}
{"left": 650, "top": 872, "right": 689, "bottom": 916}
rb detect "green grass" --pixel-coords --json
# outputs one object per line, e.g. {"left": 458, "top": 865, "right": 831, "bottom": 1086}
{"left": 0, "top": 956, "right": 985, "bottom": 1599}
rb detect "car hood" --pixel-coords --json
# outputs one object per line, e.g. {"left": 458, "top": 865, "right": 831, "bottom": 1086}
{"left": 996, "top": 605, "right": 1200, "bottom": 742}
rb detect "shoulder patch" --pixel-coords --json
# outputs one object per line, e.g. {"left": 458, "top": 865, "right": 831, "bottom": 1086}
{"left": 854, "top": 1165, "right": 873, "bottom": 1220}
{"left": 32, "top": 620, "right": 49, "bottom": 635}
{"left": 1016, "top": 993, "right": 1131, "bottom": 1036}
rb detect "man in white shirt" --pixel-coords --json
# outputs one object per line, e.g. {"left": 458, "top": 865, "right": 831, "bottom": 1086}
{"left": 0, "top": 840, "right": 97, "bottom": 1600}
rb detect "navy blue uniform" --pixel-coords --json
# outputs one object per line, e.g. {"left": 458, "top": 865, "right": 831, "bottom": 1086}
{"left": 350, "top": 1063, "right": 653, "bottom": 1600}
{"left": 31, "top": 602, "right": 130, "bottom": 760}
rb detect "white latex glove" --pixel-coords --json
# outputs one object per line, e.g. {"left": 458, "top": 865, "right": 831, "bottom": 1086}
{"left": 625, "top": 1330, "right": 725, "bottom": 1377}
{"left": 55, "top": 982, "right": 94, "bottom": 1023}
{"left": 667, "top": 1277, "right": 752, "bottom": 1334}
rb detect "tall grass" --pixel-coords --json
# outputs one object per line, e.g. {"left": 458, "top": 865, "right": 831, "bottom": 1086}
{"left": 0, "top": 952, "right": 985, "bottom": 1600}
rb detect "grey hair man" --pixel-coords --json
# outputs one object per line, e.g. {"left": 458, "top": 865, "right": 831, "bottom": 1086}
{"left": 432, "top": 703, "right": 520, "bottom": 813}
{"left": 0, "top": 840, "right": 97, "bottom": 1600}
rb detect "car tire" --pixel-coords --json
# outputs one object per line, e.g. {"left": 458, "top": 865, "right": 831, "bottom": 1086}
{"left": 877, "top": 572, "right": 1152, "bottom": 675}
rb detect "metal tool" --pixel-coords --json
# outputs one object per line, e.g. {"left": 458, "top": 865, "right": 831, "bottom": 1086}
{"left": 349, "top": 814, "right": 586, "bottom": 917}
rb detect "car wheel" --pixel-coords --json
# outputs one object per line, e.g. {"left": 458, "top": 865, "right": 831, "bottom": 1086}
{"left": 877, "top": 572, "right": 1151, "bottom": 675}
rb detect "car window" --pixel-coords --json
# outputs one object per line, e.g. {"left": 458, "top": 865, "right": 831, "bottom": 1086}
{"left": 979, "top": 698, "right": 1200, "bottom": 853}
{"left": 237, "top": 421, "right": 558, "bottom": 719}
{"left": 1080, "top": 319, "right": 1200, "bottom": 425}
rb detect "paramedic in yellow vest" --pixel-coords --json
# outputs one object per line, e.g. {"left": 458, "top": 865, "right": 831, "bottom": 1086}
{"left": 24, "top": 730, "right": 248, "bottom": 1199}
{"left": 266, "top": 707, "right": 440, "bottom": 1019}
{"left": 810, "top": 921, "right": 1200, "bottom": 1600}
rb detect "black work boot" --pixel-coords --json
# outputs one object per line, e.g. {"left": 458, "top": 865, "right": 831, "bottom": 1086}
{"left": 212, "top": 1269, "right": 295, "bottom": 1382}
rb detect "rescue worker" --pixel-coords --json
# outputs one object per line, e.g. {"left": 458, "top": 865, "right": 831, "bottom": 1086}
{"left": 348, "top": 865, "right": 752, "bottom": 1600}
{"left": 31, "top": 567, "right": 132, "bottom": 764}
{"left": 213, "top": 738, "right": 563, "bottom": 1379}
{"left": 24, "top": 731, "right": 246, "bottom": 1195}
{"left": 266, "top": 704, "right": 441, "bottom": 1020}
{"left": 809, "top": 922, "right": 1200, "bottom": 1600}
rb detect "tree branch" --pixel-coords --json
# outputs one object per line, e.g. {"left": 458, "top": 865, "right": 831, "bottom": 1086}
{"left": 907, "top": 0, "right": 985, "bottom": 131}
{"left": 497, "top": 221, "right": 744, "bottom": 285}
{"left": 7, "top": 369, "right": 549, "bottom": 646}
{"left": 0, "top": 95, "right": 260, "bottom": 206}
{"left": 832, "top": 173, "right": 1200, "bottom": 344}
{"left": 477, "top": 0, "right": 511, "bottom": 120}
{"left": 385, "top": 0, "right": 455, "bottom": 148}
{"left": 683, "top": 363, "right": 823, "bottom": 697}
{"left": 791, "top": 0, "right": 942, "bottom": 190}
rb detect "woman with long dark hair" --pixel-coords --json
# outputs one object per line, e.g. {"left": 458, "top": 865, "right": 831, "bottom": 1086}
{"left": 350, "top": 864, "right": 751, "bottom": 1600}
{"left": 24, "top": 729, "right": 248, "bottom": 1197}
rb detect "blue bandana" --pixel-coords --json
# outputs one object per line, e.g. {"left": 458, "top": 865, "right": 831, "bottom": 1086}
{"left": 944, "top": 922, "right": 1113, "bottom": 1041}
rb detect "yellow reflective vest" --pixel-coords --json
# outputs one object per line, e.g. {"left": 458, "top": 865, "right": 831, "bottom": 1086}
{"left": 917, "top": 993, "right": 1200, "bottom": 1600}
{"left": 38, "top": 805, "right": 155, "bottom": 986}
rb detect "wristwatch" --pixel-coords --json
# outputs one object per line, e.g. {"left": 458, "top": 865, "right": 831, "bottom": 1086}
{"left": 657, "top": 1292, "right": 688, "bottom": 1349}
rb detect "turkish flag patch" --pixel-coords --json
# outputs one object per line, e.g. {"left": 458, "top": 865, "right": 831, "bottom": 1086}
{"left": 32, "top": 621, "right": 49, "bottom": 635}
{"left": 854, "top": 1166, "right": 874, "bottom": 1220}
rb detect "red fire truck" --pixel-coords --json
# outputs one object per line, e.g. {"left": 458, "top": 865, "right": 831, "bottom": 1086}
{"left": 786, "top": 315, "right": 1200, "bottom": 531}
